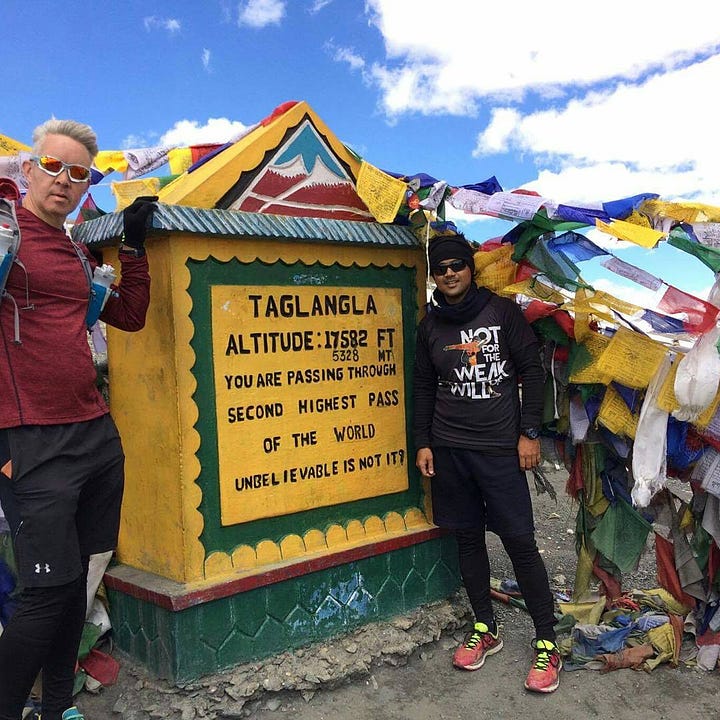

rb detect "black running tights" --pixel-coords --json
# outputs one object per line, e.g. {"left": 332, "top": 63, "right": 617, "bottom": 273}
{"left": 0, "top": 558, "right": 88, "bottom": 720}
{"left": 456, "top": 528, "right": 556, "bottom": 641}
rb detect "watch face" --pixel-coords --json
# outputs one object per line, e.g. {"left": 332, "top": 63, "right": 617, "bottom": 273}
{"left": 523, "top": 427, "right": 541, "bottom": 439}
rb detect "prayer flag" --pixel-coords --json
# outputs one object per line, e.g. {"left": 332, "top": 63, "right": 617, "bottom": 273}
{"left": 595, "top": 219, "right": 664, "bottom": 249}
{"left": 356, "top": 161, "right": 406, "bottom": 224}
{"left": 658, "top": 285, "right": 719, "bottom": 334}
{"left": 0, "top": 133, "right": 30, "bottom": 156}
{"left": 547, "top": 231, "right": 608, "bottom": 263}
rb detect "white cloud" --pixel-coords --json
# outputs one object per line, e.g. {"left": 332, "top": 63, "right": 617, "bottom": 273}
{"left": 143, "top": 16, "right": 181, "bottom": 33}
{"left": 238, "top": 0, "right": 285, "bottom": 28}
{"left": 202, "top": 49, "right": 212, "bottom": 72}
{"left": 308, "top": 0, "right": 333, "bottom": 13}
{"left": 474, "top": 57, "right": 720, "bottom": 204}
{"left": 366, "top": 0, "right": 719, "bottom": 111}
{"left": 220, "top": 1, "right": 233, "bottom": 23}
{"left": 331, "top": 46, "right": 365, "bottom": 72}
{"left": 120, "top": 132, "right": 159, "bottom": 150}
{"left": 363, "top": 0, "right": 720, "bottom": 204}
{"left": 159, "top": 118, "right": 251, "bottom": 146}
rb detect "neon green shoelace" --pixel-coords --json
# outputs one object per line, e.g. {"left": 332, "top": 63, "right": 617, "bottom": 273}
{"left": 533, "top": 640, "right": 557, "bottom": 670}
{"left": 464, "top": 631, "right": 484, "bottom": 649}
{"left": 534, "top": 650, "right": 552, "bottom": 670}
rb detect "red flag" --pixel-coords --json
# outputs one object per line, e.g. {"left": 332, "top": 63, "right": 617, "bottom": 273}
{"left": 655, "top": 533, "right": 697, "bottom": 609}
{"left": 658, "top": 285, "right": 719, "bottom": 334}
{"left": 73, "top": 193, "right": 106, "bottom": 225}
{"left": 189, "top": 144, "right": 224, "bottom": 164}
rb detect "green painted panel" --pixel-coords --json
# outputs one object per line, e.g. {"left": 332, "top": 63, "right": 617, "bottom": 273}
{"left": 386, "top": 545, "right": 413, "bottom": 583}
{"left": 293, "top": 569, "right": 335, "bottom": 612}
{"left": 373, "top": 577, "right": 404, "bottom": 617}
{"left": 198, "top": 599, "right": 234, "bottom": 650}
{"left": 107, "top": 537, "right": 461, "bottom": 682}
{"left": 326, "top": 569, "right": 360, "bottom": 606}
{"left": 123, "top": 592, "right": 142, "bottom": 634}
{"left": 265, "top": 582, "right": 298, "bottom": 624}
{"left": 313, "top": 594, "right": 345, "bottom": 631}
{"left": 426, "top": 560, "right": 458, "bottom": 601}
{"left": 140, "top": 600, "right": 159, "bottom": 642}
{"left": 217, "top": 630, "right": 250, "bottom": 671}
{"left": 410, "top": 538, "right": 442, "bottom": 580}
{"left": 251, "top": 617, "right": 289, "bottom": 658}
{"left": 230, "top": 586, "right": 268, "bottom": 637}
{"left": 353, "top": 553, "right": 387, "bottom": 597}
{"left": 186, "top": 257, "right": 424, "bottom": 559}
{"left": 284, "top": 605, "right": 314, "bottom": 640}
{"left": 345, "top": 587, "right": 377, "bottom": 624}
{"left": 401, "top": 567, "right": 426, "bottom": 610}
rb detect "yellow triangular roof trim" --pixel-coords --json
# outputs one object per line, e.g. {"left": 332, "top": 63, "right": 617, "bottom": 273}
{"left": 157, "top": 101, "right": 363, "bottom": 209}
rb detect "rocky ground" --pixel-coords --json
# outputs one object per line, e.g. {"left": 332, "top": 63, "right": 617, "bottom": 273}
{"left": 75, "top": 467, "right": 718, "bottom": 720}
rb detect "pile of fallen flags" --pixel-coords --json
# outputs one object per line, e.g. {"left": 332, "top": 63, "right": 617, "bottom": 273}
{"left": 493, "top": 573, "right": 718, "bottom": 672}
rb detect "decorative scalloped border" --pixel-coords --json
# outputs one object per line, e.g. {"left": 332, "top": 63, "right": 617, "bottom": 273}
{"left": 171, "top": 236, "right": 431, "bottom": 580}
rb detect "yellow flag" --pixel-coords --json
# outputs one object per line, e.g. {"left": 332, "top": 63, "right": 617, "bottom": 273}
{"left": 596, "top": 219, "right": 664, "bottom": 249}
{"left": 0, "top": 133, "right": 30, "bottom": 156}
{"left": 356, "top": 161, "right": 406, "bottom": 224}
{"left": 95, "top": 150, "right": 128, "bottom": 175}
{"left": 568, "top": 331, "right": 613, "bottom": 385}
{"left": 168, "top": 147, "right": 193, "bottom": 175}
{"left": 641, "top": 198, "right": 720, "bottom": 224}
{"left": 473, "top": 246, "right": 517, "bottom": 294}
{"left": 500, "top": 278, "right": 566, "bottom": 305}
{"left": 597, "top": 384, "right": 638, "bottom": 439}
{"left": 566, "top": 288, "right": 644, "bottom": 326}
{"left": 596, "top": 326, "right": 667, "bottom": 389}
{"left": 111, "top": 178, "right": 161, "bottom": 210}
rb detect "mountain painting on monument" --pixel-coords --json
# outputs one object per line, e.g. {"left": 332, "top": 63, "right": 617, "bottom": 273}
{"left": 221, "top": 116, "right": 372, "bottom": 221}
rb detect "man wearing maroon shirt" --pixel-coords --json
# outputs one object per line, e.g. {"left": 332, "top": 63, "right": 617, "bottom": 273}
{"left": 0, "top": 119, "right": 155, "bottom": 720}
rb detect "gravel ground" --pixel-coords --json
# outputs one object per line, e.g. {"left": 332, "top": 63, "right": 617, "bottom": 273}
{"left": 74, "top": 466, "right": 718, "bottom": 720}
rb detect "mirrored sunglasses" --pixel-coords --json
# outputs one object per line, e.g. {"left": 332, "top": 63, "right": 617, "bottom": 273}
{"left": 32, "top": 155, "right": 91, "bottom": 183}
{"left": 431, "top": 259, "right": 467, "bottom": 276}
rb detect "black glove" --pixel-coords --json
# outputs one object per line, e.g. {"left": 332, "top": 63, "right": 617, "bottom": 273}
{"left": 122, "top": 195, "right": 158, "bottom": 250}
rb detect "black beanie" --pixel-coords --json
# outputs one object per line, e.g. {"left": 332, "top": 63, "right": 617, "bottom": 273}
{"left": 428, "top": 235, "right": 475, "bottom": 270}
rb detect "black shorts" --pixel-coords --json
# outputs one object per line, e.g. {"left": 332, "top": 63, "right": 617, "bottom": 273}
{"left": 4, "top": 415, "right": 124, "bottom": 587}
{"left": 429, "top": 446, "right": 535, "bottom": 538}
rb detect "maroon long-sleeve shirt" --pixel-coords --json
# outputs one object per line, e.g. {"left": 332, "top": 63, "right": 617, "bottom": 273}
{"left": 0, "top": 207, "right": 149, "bottom": 428}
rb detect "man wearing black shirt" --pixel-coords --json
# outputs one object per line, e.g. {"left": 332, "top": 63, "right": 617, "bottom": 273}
{"left": 413, "top": 234, "right": 561, "bottom": 693}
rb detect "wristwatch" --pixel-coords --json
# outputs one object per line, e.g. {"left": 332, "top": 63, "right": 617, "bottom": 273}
{"left": 521, "top": 427, "right": 541, "bottom": 440}
{"left": 119, "top": 243, "right": 145, "bottom": 258}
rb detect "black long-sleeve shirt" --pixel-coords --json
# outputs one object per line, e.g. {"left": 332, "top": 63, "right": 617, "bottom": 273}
{"left": 413, "top": 288, "right": 544, "bottom": 454}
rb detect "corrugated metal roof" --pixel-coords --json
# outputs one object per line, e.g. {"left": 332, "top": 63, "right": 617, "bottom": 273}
{"left": 71, "top": 204, "right": 420, "bottom": 248}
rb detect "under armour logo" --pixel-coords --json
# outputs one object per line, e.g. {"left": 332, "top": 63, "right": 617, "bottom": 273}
{"left": 34, "top": 563, "right": 51, "bottom": 574}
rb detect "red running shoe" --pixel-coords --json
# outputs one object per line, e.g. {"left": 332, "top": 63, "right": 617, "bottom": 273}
{"left": 452, "top": 622, "right": 503, "bottom": 670}
{"left": 524, "top": 639, "right": 562, "bottom": 693}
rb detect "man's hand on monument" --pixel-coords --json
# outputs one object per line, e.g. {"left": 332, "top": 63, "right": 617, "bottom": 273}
{"left": 122, "top": 195, "right": 158, "bottom": 250}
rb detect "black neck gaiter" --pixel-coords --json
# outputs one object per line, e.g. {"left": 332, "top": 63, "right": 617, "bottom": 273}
{"left": 429, "top": 283, "right": 493, "bottom": 325}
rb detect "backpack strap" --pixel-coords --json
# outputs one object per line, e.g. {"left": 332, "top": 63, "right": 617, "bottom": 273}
{"left": 0, "top": 198, "right": 20, "bottom": 298}
{"left": 69, "top": 237, "right": 94, "bottom": 289}
{"left": 0, "top": 199, "right": 22, "bottom": 343}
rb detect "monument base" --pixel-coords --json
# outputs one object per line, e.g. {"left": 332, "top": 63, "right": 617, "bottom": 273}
{"left": 105, "top": 530, "right": 460, "bottom": 682}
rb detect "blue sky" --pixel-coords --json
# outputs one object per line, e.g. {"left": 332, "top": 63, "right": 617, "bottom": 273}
{"left": 2, "top": 0, "right": 718, "bottom": 299}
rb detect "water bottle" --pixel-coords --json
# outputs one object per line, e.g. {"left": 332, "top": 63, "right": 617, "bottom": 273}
{"left": 0, "top": 224, "right": 13, "bottom": 251}
{"left": 86, "top": 263, "right": 117, "bottom": 328}
{"left": 0, "top": 224, "right": 17, "bottom": 291}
